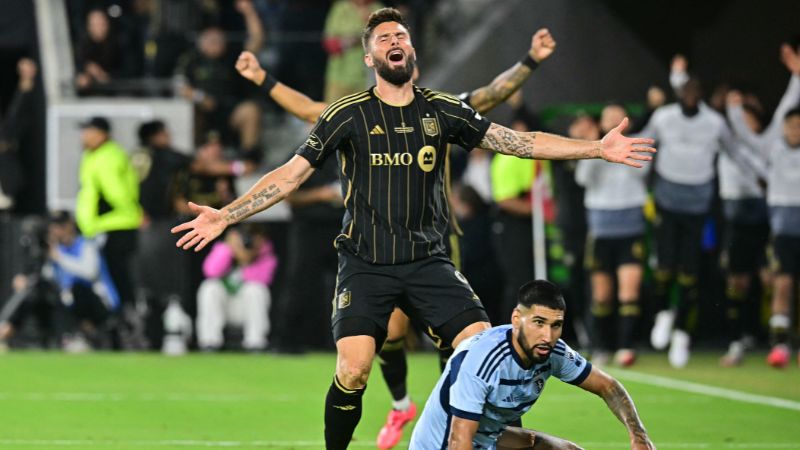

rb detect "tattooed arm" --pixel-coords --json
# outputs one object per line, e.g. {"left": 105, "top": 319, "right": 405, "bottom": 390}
{"left": 477, "top": 118, "right": 656, "bottom": 168}
{"left": 172, "top": 155, "right": 314, "bottom": 251}
{"left": 236, "top": 51, "right": 327, "bottom": 123}
{"left": 468, "top": 28, "right": 556, "bottom": 114}
{"left": 579, "top": 367, "right": 656, "bottom": 450}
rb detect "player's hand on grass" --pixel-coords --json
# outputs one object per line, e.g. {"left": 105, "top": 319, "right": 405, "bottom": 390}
{"left": 599, "top": 117, "right": 656, "bottom": 168}
{"left": 236, "top": 51, "right": 267, "bottom": 85}
{"left": 171, "top": 202, "right": 227, "bottom": 252}
{"left": 529, "top": 28, "right": 556, "bottom": 63}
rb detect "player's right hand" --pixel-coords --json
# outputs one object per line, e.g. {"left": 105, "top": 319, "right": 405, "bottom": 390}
{"left": 235, "top": 51, "right": 266, "bottom": 85}
{"left": 171, "top": 202, "right": 227, "bottom": 252}
{"left": 530, "top": 28, "right": 556, "bottom": 63}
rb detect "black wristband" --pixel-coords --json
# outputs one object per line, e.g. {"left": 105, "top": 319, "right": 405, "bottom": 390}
{"left": 260, "top": 73, "right": 278, "bottom": 94}
{"left": 520, "top": 54, "right": 539, "bottom": 70}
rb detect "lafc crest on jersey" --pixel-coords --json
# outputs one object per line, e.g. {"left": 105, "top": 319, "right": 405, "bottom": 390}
{"left": 422, "top": 118, "right": 439, "bottom": 137}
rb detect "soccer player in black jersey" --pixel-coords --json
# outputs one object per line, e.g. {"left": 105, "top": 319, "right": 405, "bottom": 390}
{"left": 173, "top": 8, "right": 655, "bottom": 449}
{"left": 234, "top": 27, "right": 556, "bottom": 449}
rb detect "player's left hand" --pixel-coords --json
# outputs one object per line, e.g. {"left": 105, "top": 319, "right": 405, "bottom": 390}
{"left": 529, "top": 28, "right": 556, "bottom": 63}
{"left": 599, "top": 117, "right": 656, "bottom": 168}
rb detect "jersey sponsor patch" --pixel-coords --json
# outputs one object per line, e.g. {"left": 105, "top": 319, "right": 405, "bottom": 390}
{"left": 417, "top": 145, "right": 436, "bottom": 172}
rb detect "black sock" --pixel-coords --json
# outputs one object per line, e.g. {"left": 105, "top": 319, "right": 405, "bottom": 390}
{"left": 378, "top": 339, "right": 407, "bottom": 403}
{"left": 324, "top": 375, "right": 366, "bottom": 450}
{"left": 675, "top": 273, "right": 698, "bottom": 331}
{"left": 653, "top": 269, "right": 673, "bottom": 312}
{"left": 438, "top": 347, "right": 454, "bottom": 373}
{"left": 591, "top": 303, "right": 615, "bottom": 352}
{"left": 725, "top": 283, "right": 747, "bottom": 342}
{"left": 618, "top": 301, "right": 640, "bottom": 349}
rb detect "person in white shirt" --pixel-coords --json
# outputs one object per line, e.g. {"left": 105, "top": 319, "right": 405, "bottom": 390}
{"left": 638, "top": 72, "right": 760, "bottom": 368}
{"left": 726, "top": 43, "right": 800, "bottom": 368}
{"left": 576, "top": 105, "right": 649, "bottom": 368}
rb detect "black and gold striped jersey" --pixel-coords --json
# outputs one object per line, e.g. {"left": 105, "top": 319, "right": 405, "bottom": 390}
{"left": 295, "top": 85, "right": 491, "bottom": 264}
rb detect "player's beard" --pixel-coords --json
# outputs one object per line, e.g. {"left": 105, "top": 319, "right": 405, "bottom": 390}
{"left": 517, "top": 332, "right": 552, "bottom": 365}
{"left": 374, "top": 54, "right": 416, "bottom": 87}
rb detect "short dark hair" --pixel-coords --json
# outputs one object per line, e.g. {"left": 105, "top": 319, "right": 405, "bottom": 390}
{"left": 517, "top": 280, "right": 566, "bottom": 311}
{"left": 784, "top": 106, "right": 800, "bottom": 121}
{"left": 138, "top": 120, "right": 166, "bottom": 146}
{"left": 362, "top": 7, "right": 410, "bottom": 51}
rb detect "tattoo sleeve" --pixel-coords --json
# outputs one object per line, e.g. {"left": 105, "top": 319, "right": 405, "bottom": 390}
{"left": 602, "top": 380, "right": 650, "bottom": 445}
{"left": 478, "top": 123, "right": 537, "bottom": 158}
{"left": 478, "top": 123, "right": 603, "bottom": 161}
{"left": 222, "top": 160, "right": 313, "bottom": 224}
{"left": 469, "top": 63, "right": 532, "bottom": 114}
{"left": 224, "top": 183, "right": 283, "bottom": 224}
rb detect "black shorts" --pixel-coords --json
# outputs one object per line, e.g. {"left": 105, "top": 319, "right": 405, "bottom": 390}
{"left": 331, "top": 250, "right": 488, "bottom": 349}
{"left": 721, "top": 221, "right": 770, "bottom": 273}
{"left": 655, "top": 206, "right": 705, "bottom": 276}
{"left": 770, "top": 235, "right": 800, "bottom": 275}
{"left": 585, "top": 234, "right": 645, "bottom": 273}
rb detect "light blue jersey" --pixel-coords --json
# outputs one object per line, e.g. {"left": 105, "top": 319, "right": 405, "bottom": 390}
{"left": 409, "top": 325, "right": 591, "bottom": 449}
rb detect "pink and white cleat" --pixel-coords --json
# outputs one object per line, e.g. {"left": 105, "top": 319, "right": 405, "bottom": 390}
{"left": 766, "top": 344, "right": 790, "bottom": 368}
{"left": 376, "top": 401, "right": 417, "bottom": 449}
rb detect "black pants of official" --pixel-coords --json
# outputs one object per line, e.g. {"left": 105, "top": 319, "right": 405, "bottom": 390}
{"left": 279, "top": 218, "right": 340, "bottom": 351}
{"left": 494, "top": 212, "right": 534, "bottom": 324}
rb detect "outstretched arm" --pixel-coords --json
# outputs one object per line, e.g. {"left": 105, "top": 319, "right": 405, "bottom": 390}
{"left": 477, "top": 118, "right": 655, "bottom": 168}
{"left": 468, "top": 28, "right": 556, "bottom": 114}
{"left": 235, "top": 51, "right": 327, "bottom": 123}
{"left": 236, "top": 0, "right": 265, "bottom": 54}
{"left": 172, "top": 155, "right": 314, "bottom": 251}
{"left": 579, "top": 367, "right": 655, "bottom": 450}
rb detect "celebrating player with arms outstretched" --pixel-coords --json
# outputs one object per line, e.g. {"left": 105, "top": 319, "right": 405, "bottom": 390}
{"left": 172, "top": 8, "right": 654, "bottom": 449}
{"left": 235, "top": 26, "right": 557, "bottom": 449}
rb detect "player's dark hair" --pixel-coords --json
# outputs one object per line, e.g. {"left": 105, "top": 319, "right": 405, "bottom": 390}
{"left": 362, "top": 7, "right": 411, "bottom": 51}
{"left": 784, "top": 106, "right": 800, "bottom": 121}
{"left": 138, "top": 120, "right": 166, "bottom": 146}
{"left": 517, "top": 280, "right": 566, "bottom": 311}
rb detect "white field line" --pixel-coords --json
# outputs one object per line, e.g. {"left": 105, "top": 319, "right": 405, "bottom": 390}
{"left": 610, "top": 369, "right": 800, "bottom": 411}
{"left": 0, "top": 440, "right": 797, "bottom": 449}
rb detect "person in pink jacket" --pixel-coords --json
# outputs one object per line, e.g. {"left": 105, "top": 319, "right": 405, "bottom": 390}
{"left": 196, "top": 224, "right": 277, "bottom": 351}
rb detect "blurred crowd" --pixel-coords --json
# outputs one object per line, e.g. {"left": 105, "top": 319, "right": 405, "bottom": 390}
{"left": 0, "top": 0, "right": 799, "bottom": 371}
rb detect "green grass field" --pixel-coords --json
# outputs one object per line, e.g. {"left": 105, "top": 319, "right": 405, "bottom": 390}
{"left": 0, "top": 351, "right": 797, "bottom": 450}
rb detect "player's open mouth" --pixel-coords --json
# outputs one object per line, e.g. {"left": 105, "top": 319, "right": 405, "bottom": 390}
{"left": 387, "top": 49, "right": 405, "bottom": 64}
{"left": 534, "top": 345, "right": 551, "bottom": 356}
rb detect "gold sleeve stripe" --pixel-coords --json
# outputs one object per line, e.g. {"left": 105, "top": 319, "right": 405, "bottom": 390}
{"left": 322, "top": 93, "right": 371, "bottom": 121}
{"left": 430, "top": 95, "right": 462, "bottom": 105}
{"left": 320, "top": 90, "right": 370, "bottom": 119}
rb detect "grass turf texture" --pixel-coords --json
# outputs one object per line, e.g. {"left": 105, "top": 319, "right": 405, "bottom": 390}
{"left": 0, "top": 352, "right": 797, "bottom": 449}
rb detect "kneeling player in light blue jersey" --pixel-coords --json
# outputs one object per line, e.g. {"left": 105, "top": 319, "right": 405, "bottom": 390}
{"left": 410, "top": 280, "right": 655, "bottom": 450}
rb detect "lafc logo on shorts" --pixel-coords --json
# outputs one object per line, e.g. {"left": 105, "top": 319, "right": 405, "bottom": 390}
{"left": 418, "top": 146, "right": 436, "bottom": 172}
{"left": 337, "top": 290, "right": 352, "bottom": 309}
{"left": 422, "top": 118, "right": 439, "bottom": 137}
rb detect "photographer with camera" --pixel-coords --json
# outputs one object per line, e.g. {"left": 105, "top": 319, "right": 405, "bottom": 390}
{"left": 0, "top": 212, "right": 119, "bottom": 352}
{"left": 195, "top": 224, "right": 276, "bottom": 352}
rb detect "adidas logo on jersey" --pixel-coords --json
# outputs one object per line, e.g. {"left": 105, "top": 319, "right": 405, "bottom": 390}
{"left": 369, "top": 125, "right": 385, "bottom": 135}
